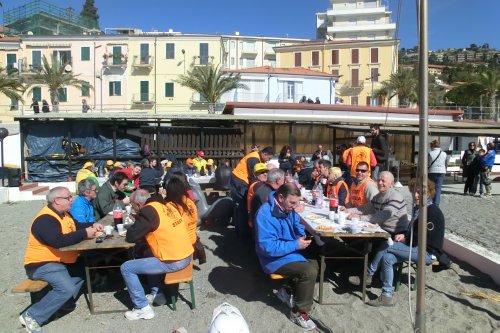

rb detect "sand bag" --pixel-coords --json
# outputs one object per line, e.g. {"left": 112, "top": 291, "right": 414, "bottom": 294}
{"left": 208, "top": 302, "right": 250, "bottom": 333}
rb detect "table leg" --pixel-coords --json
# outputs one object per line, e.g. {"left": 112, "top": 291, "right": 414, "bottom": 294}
{"left": 319, "top": 254, "right": 325, "bottom": 304}
{"left": 361, "top": 240, "right": 371, "bottom": 303}
{"left": 84, "top": 257, "right": 95, "bottom": 314}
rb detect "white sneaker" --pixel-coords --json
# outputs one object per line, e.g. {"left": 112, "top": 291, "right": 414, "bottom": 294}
{"left": 19, "top": 312, "right": 42, "bottom": 333}
{"left": 276, "top": 286, "right": 294, "bottom": 309}
{"left": 146, "top": 292, "right": 167, "bottom": 306}
{"left": 289, "top": 310, "right": 316, "bottom": 331}
{"left": 125, "top": 305, "right": 155, "bottom": 320}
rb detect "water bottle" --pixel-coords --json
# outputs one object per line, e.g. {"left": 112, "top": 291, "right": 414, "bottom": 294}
{"left": 293, "top": 172, "right": 300, "bottom": 187}
{"left": 315, "top": 183, "right": 323, "bottom": 208}
{"left": 113, "top": 200, "right": 123, "bottom": 230}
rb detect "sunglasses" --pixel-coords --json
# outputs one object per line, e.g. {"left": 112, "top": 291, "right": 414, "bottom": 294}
{"left": 356, "top": 169, "right": 368, "bottom": 173}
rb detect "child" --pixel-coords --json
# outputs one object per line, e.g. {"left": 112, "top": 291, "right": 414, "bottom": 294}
{"left": 477, "top": 149, "right": 486, "bottom": 195}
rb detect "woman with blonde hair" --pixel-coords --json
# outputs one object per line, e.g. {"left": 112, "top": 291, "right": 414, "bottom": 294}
{"left": 326, "top": 167, "right": 349, "bottom": 206}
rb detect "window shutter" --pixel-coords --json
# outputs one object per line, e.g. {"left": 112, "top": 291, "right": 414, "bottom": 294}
{"left": 371, "top": 48, "right": 379, "bottom": 63}
{"left": 351, "top": 49, "right": 359, "bottom": 64}
{"left": 331, "top": 50, "right": 339, "bottom": 65}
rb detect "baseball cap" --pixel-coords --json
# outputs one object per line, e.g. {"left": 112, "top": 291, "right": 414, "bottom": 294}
{"left": 114, "top": 161, "right": 123, "bottom": 168}
{"left": 106, "top": 160, "right": 113, "bottom": 166}
{"left": 254, "top": 163, "right": 268, "bottom": 174}
{"left": 83, "top": 161, "right": 93, "bottom": 169}
{"left": 186, "top": 158, "right": 194, "bottom": 165}
{"left": 197, "top": 150, "right": 205, "bottom": 157}
{"left": 357, "top": 136, "right": 366, "bottom": 144}
{"left": 207, "top": 158, "right": 214, "bottom": 165}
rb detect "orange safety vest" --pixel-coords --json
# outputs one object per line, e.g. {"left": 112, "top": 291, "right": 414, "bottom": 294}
{"left": 176, "top": 196, "right": 198, "bottom": 245}
{"left": 232, "top": 151, "right": 261, "bottom": 184}
{"left": 342, "top": 148, "right": 352, "bottom": 165}
{"left": 349, "top": 146, "right": 373, "bottom": 177}
{"left": 24, "top": 206, "right": 80, "bottom": 265}
{"left": 145, "top": 201, "right": 194, "bottom": 261}
{"left": 350, "top": 178, "right": 375, "bottom": 207}
{"left": 326, "top": 180, "right": 350, "bottom": 206}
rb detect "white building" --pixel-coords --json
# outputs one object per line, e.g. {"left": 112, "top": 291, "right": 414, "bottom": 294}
{"left": 221, "top": 66, "right": 336, "bottom": 104}
{"left": 316, "top": 0, "right": 396, "bottom": 41}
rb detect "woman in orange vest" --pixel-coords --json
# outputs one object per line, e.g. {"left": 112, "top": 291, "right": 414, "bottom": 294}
{"left": 326, "top": 167, "right": 350, "bottom": 206}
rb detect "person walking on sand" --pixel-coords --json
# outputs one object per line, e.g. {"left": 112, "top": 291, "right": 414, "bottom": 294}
{"left": 428, "top": 140, "right": 448, "bottom": 206}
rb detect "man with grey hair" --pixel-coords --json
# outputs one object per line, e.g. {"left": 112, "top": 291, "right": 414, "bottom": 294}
{"left": 250, "top": 168, "right": 286, "bottom": 223}
{"left": 70, "top": 179, "right": 98, "bottom": 224}
{"left": 20, "top": 187, "right": 103, "bottom": 332}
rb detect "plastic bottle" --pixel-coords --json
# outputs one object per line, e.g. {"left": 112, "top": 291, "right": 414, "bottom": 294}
{"left": 315, "top": 183, "right": 323, "bottom": 208}
{"left": 329, "top": 187, "right": 339, "bottom": 213}
{"left": 113, "top": 200, "right": 123, "bottom": 229}
{"left": 293, "top": 172, "right": 300, "bottom": 187}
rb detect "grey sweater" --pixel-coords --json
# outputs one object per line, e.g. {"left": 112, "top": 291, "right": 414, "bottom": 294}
{"left": 348, "top": 187, "right": 409, "bottom": 234}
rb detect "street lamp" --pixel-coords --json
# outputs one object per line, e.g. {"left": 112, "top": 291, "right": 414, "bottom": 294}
{"left": 366, "top": 73, "right": 380, "bottom": 106}
{"left": 0, "top": 128, "right": 9, "bottom": 187}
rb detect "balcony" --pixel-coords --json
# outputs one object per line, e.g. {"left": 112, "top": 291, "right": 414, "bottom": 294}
{"left": 241, "top": 47, "right": 258, "bottom": 57}
{"left": 327, "top": 22, "right": 396, "bottom": 33}
{"left": 132, "top": 93, "right": 155, "bottom": 109}
{"left": 327, "top": 7, "right": 387, "bottom": 17}
{"left": 103, "top": 54, "right": 128, "bottom": 68}
{"left": 132, "top": 55, "right": 154, "bottom": 68}
{"left": 264, "top": 48, "right": 276, "bottom": 58}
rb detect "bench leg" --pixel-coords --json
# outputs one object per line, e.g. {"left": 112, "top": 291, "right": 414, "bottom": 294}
{"left": 188, "top": 281, "right": 195, "bottom": 309}
{"left": 170, "top": 295, "right": 177, "bottom": 311}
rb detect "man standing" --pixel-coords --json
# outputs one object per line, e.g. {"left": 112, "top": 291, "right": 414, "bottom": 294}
{"left": 75, "top": 161, "right": 98, "bottom": 194}
{"left": 369, "top": 125, "right": 388, "bottom": 181}
{"left": 94, "top": 172, "right": 130, "bottom": 219}
{"left": 480, "top": 142, "right": 496, "bottom": 197}
{"left": 230, "top": 146, "right": 274, "bottom": 239}
{"left": 20, "top": 187, "right": 102, "bottom": 332}
{"left": 346, "top": 136, "right": 377, "bottom": 178}
{"left": 31, "top": 98, "right": 40, "bottom": 114}
{"left": 70, "top": 179, "right": 97, "bottom": 224}
{"left": 347, "top": 161, "right": 378, "bottom": 208}
{"left": 255, "top": 183, "right": 318, "bottom": 331}
{"left": 121, "top": 189, "right": 193, "bottom": 320}
{"left": 311, "top": 144, "right": 332, "bottom": 162}
{"left": 462, "top": 142, "right": 480, "bottom": 195}
{"left": 193, "top": 150, "right": 208, "bottom": 174}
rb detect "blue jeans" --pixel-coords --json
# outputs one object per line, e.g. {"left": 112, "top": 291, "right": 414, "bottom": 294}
{"left": 368, "top": 241, "right": 433, "bottom": 297}
{"left": 428, "top": 173, "right": 445, "bottom": 206}
{"left": 120, "top": 256, "right": 191, "bottom": 309}
{"left": 26, "top": 262, "right": 83, "bottom": 325}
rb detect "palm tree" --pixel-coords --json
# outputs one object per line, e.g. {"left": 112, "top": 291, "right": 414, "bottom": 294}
{"left": 26, "top": 55, "right": 91, "bottom": 107}
{"left": 0, "top": 68, "right": 25, "bottom": 104}
{"left": 472, "top": 70, "right": 500, "bottom": 120}
{"left": 379, "top": 69, "right": 418, "bottom": 107}
{"left": 175, "top": 64, "right": 247, "bottom": 114}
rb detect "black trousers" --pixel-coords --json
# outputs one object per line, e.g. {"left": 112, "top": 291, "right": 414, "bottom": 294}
{"left": 275, "top": 260, "right": 319, "bottom": 312}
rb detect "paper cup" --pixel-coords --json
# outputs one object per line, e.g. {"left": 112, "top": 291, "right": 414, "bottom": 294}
{"left": 125, "top": 206, "right": 132, "bottom": 214}
{"left": 116, "top": 224, "right": 124, "bottom": 235}
{"left": 338, "top": 213, "right": 346, "bottom": 225}
{"left": 104, "top": 225, "right": 113, "bottom": 236}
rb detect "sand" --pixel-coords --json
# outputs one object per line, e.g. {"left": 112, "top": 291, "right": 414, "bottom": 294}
{"left": 1, "top": 188, "right": 499, "bottom": 333}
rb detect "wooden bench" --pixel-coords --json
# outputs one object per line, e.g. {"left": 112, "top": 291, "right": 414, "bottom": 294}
{"left": 12, "top": 279, "right": 49, "bottom": 302}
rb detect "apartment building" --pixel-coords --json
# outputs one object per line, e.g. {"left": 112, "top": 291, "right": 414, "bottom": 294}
{"left": 275, "top": 39, "right": 398, "bottom": 106}
{"left": 316, "top": 0, "right": 396, "bottom": 41}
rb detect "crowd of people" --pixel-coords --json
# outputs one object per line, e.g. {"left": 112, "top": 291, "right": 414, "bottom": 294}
{"left": 20, "top": 129, "right": 493, "bottom": 331}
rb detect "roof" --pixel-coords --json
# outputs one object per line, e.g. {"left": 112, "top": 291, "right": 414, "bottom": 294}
{"left": 225, "top": 66, "right": 335, "bottom": 78}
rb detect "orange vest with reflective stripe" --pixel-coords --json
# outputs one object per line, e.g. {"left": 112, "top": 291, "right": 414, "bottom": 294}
{"left": 176, "top": 196, "right": 198, "bottom": 245}
{"left": 350, "top": 178, "right": 375, "bottom": 207}
{"left": 232, "top": 151, "right": 261, "bottom": 184}
{"left": 24, "top": 206, "right": 80, "bottom": 265}
{"left": 145, "top": 201, "right": 194, "bottom": 261}
{"left": 349, "top": 146, "right": 372, "bottom": 177}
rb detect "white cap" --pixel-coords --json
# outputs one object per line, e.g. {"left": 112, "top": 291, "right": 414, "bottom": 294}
{"left": 357, "top": 136, "right": 366, "bottom": 144}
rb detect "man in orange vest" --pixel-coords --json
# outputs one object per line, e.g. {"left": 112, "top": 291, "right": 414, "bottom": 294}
{"left": 121, "top": 189, "right": 194, "bottom": 320}
{"left": 20, "top": 187, "right": 102, "bottom": 332}
{"left": 346, "top": 136, "right": 377, "bottom": 178}
{"left": 347, "top": 161, "right": 379, "bottom": 208}
{"left": 230, "top": 146, "right": 274, "bottom": 240}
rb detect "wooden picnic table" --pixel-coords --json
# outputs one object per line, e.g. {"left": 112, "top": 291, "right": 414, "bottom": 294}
{"left": 299, "top": 199, "right": 389, "bottom": 304}
{"left": 60, "top": 215, "right": 134, "bottom": 314}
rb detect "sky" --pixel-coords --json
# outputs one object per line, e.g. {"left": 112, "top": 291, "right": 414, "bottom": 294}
{"left": 3, "top": 0, "right": 499, "bottom": 50}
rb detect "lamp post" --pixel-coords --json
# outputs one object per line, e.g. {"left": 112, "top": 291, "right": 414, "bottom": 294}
{"left": 0, "top": 128, "right": 9, "bottom": 187}
{"left": 365, "top": 73, "right": 380, "bottom": 106}
{"left": 181, "top": 49, "right": 186, "bottom": 73}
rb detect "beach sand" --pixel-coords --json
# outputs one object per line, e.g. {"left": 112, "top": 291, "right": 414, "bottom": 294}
{"left": 1, "top": 188, "right": 499, "bottom": 333}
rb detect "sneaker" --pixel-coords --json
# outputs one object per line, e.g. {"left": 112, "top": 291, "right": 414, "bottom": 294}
{"left": 125, "top": 305, "right": 155, "bottom": 320}
{"left": 367, "top": 294, "right": 395, "bottom": 307}
{"left": 481, "top": 193, "right": 492, "bottom": 198}
{"left": 348, "top": 274, "right": 372, "bottom": 287}
{"left": 289, "top": 310, "right": 316, "bottom": 331}
{"left": 276, "top": 286, "right": 294, "bottom": 309}
{"left": 19, "top": 312, "right": 42, "bottom": 333}
{"left": 146, "top": 292, "right": 167, "bottom": 306}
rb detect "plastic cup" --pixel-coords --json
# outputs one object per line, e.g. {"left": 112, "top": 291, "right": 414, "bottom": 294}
{"left": 328, "top": 211, "right": 335, "bottom": 221}
{"left": 116, "top": 224, "right": 124, "bottom": 235}
{"left": 104, "top": 225, "right": 113, "bottom": 236}
{"left": 351, "top": 217, "right": 360, "bottom": 224}
{"left": 351, "top": 226, "right": 361, "bottom": 234}
{"left": 125, "top": 206, "right": 132, "bottom": 214}
{"left": 338, "top": 213, "right": 346, "bottom": 225}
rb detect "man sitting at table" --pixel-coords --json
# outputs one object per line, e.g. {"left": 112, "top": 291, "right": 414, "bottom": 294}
{"left": 250, "top": 168, "right": 285, "bottom": 226}
{"left": 70, "top": 179, "right": 97, "bottom": 224}
{"left": 120, "top": 163, "right": 141, "bottom": 191}
{"left": 255, "top": 183, "right": 318, "bottom": 331}
{"left": 121, "top": 189, "right": 193, "bottom": 320}
{"left": 94, "top": 172, "right": 130, "bottom": 219}
{"left": 20, "top": 187, "right": 102, "bottom": 332}
{"left": 347, "top": 161, "right": 378, "bottom": 208}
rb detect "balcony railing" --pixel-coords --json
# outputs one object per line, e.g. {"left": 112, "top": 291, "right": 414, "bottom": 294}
{"left": 103, "top": 55, "right": 128, "bottom": 67}
{"left": 132, "top": 55, "right": 154, "bottom": 67}
{"left": 132, "top": 93, "right": 155, "bottom": 103}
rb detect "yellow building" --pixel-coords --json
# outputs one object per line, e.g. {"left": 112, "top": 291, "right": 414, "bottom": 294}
{"left": 275, "top": 39, "right": 399, "bottom": 106}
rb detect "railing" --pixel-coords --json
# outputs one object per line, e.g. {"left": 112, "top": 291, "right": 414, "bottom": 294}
{"left": 428, "top": 105, "right": 499, "bottom": 121}
{"left": 131, "top": 93, "right": 155, "bottom": 103}
{"left": 132, "top": 55, "right": 154, "bottom": 66}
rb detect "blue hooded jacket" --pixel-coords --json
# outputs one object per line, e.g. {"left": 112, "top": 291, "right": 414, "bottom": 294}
{"left": 254, "top": 191, "right": 307, "bottom": 273}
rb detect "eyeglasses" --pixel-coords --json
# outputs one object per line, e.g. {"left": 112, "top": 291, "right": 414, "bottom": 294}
{"left": 356, "top": 169, "right": 368, "bottom": 173}
{"left": 56, "top": 196, "right": 73, "bottom": 201}
{"left": 89, "top": 188, "right": 98, "bottom": 192}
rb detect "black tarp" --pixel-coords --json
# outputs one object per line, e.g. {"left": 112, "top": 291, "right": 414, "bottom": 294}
{"left": 25, "top": 122, "right": 140, "bottom": 182}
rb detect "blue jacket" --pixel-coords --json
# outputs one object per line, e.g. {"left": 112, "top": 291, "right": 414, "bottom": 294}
{"left": 254, "top": 191, "right": 307, "bottom": 273}
{"left": 70, "top": 195, "right": 96, "bottom": 224}
{"left": 481, "top": 149, "right": 496, "bottom": 168}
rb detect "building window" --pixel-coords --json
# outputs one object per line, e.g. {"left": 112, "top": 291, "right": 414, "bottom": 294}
{"left": 231, "top": 57, "right": 235, "bottom": 65}
{"left": 81, "top": 47, "right": 90, "bottom": 61}
{"left": 53, "top": 50, "right": 72, "bottom": 65}
{"left": 81, "top": 82, "right": 90, "bottom": 97}
{"left": 112, "top": 46, "right": 122, "bottom": 65}
{"left": 246, "top": 58, "right": 255, "bottom": 67}
{"left": 351, "top": 68, "right": 359, "bottom": 87}
{"left": 312, "top": 51, "right": 319, "bottom": 66}
{"left": 109, "top": 81, "right": 121, "bottom": 96}
{"left": 140, "top": 81, "right": 149, "bottom": 101}
{"left": 166, "top": 43, "right": 175, "bottom": 59}
{"left": 199, "top": 43, "right": 209, "bottom": 64}
{"left": 58, "top": 88, "right": 68, "bottom": 102}
{"left": 351, "top": 96, "right": 359, "bottom": 106}
{"left": 165, "top": 82, "right": 174, "bottom": 97}
{"left": 370, "top": 48, "right": 379, "bottom": 63}
{"left": 294, "top": 52, "right": 302, "bottom": 67}
{"left": 331, "top": 50, "right": 339, "bottom": 65}
{"left": 351, "top": 49, "right": 359, "bottom": 64}
{"left": 6, "top": 53, "right": 17, "bottom": 72}
{"left": 32, "top": 51, "right": 42, "bottom": 70}
{"left": 140, "top": 44, "right": 149, "bottom": 64}
{"left": 32, "top": 87, "right": 42, "bottom": 101}
{"left": 370, "top": 68, "right": 379, "bottom": 81}
{"left": 10, "top": 97, "right": 19, "bottom": 110}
